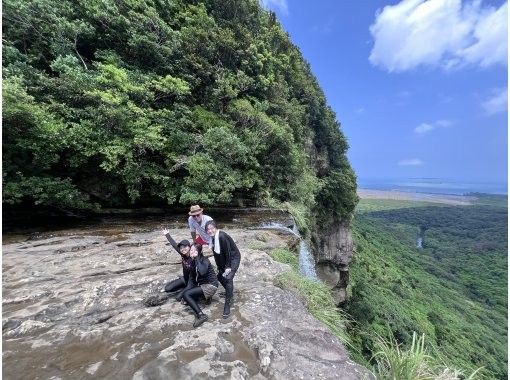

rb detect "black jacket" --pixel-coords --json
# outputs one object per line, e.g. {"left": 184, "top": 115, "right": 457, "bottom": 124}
{"left": 211, "top": 231, "right": 241, "bottom": 271}
{"left": 189, "top": 255, "right": 218, "bottom": 287}
{"left": 165, "top": 233, "right": 193, "bottom": 283}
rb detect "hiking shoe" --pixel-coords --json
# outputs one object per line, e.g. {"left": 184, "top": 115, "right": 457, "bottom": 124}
{"left": 193, "top": 313, "right": 208, "bottom": 328}
{"left": 223, "top": 299, "right": 232, "bottom": 319}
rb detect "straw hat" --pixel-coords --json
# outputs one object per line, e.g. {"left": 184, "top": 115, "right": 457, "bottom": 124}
{"left": 188, "top": 205, "right": 204, "bottom": 216}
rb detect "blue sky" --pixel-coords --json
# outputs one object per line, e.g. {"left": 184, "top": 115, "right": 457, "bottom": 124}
{"left": 261, "top": 0, "right": 508, "bottom": 183}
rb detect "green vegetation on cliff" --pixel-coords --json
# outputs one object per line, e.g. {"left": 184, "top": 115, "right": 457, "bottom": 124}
{"left": 3, "top": 0, "right": 357, "bottom": 226}
{"left": 271, "top": 248, "right": 350, "bottom": 345}
{"left": 347, "top": 198, "right": 508, "bottom": 379}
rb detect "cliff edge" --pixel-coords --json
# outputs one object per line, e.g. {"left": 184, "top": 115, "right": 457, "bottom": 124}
{"left": 3, "top": 225, "right": 371, "bottom": 379}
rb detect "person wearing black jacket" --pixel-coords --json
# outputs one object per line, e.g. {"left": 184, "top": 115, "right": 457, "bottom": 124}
{"left": 205, "top": 220, "right": 241, "bottom": 319}
{"left": 162, "top": 228, "right": 194, "bottom": 293}
{"left": 179, "top": 244, "right": 219, "bottom": 327}
{"left": 144, "top": 229, "right": 194, "bottom": 307}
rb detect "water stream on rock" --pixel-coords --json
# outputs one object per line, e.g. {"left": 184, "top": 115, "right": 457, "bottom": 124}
{"left": 260, "top": 223, "right": 318, "bottom": 279}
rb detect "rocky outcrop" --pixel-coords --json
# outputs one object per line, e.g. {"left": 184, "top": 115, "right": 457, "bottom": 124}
{"left": 3, "top": 223, "right": 371, "bottom": 379}
{"left": 314, "top": 220, "right": 354, "bottom": 306}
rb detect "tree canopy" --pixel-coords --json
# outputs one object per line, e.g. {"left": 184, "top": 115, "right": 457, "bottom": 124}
{"left": 3, "top": 0, "right": 357, "bottom": 224}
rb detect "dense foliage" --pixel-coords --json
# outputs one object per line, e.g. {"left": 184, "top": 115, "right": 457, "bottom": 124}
{"left": 3, "top": 0, "right": 357, "bottom": 225}
{"left": 347, "top": 198, "right": 508, "bottom": 379}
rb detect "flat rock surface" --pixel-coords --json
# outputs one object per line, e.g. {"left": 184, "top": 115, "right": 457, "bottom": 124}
{"left": 3, "top": 223, "right": 372, "bottom": 379}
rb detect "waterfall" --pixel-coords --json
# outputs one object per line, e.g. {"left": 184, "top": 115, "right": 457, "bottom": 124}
{"left": 260, "top": 222, "right": 318, "bottom": 279}
{"left": 298, "top": 240, "right": 318, "bottom": 279}
{"left": 290, "top": 225, "right": 318, "bottom": 279}
{"left": 416, "top": 227, "right": 425, "bottom": 249}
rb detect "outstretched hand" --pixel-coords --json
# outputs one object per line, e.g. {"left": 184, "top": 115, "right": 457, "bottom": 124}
{"left": 162, "top": 228, "right": 170, "bottom": 235}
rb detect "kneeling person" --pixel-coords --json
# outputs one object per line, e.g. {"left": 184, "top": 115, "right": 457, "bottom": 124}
{"left": 180, "top": 244, "right": 218, "bottom": 327}
{"left": 162, "top": 228, "right": 194, "bottom": 294}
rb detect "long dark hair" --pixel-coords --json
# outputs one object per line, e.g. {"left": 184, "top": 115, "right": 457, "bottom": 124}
{"left": 192, "top": 243, "right": 203, "bottom": 257}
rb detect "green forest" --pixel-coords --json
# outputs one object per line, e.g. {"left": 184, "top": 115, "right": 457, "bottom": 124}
{"left": 2, "top": 0, "right": 357, "bottom": 229}
{"left": 4, "top": 0, "right": 508, "bottom": 378}
{"left": 347, "top": 197, "right": 508, "bottom": 379}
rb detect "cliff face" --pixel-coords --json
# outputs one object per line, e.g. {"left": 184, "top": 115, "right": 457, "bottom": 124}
{"left": 3, "top": 221, "right": 371, "bottom": 379}
{"left": 314, "top": 220, "right": 354, "bottom": 306}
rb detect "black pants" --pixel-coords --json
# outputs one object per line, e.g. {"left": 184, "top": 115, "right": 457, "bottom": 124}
{"left": 164, "top": 277, "right": 186, "bottom": 293}
{"left": 217, "top": 267, "right": 238, "bottom": 300}
{"left": 182, "top": 286, "right": 205, "bottom": 315}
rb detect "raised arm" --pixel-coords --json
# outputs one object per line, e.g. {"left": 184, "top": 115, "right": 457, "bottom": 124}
{"left": 163, "top": 228, "right": 179, "bottom": 253}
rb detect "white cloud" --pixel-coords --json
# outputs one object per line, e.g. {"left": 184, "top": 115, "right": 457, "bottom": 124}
{"left": 369, "top": 0, "right": 508, "bottom": 72}
{"left": 460, "top": 2, "right": 508, "bottom": 67}
{"left": 260, "top": 0, "right": 289, "bottom": 15}
{"left": 481, "top": 88, "right": 508, "bottom": 115}
{"left": 398, "top": 158, "right": 424, "bottom": 166}
{"left": 415, "top": 123, "right": 435, "bottom": 134}
{"left": 414, "top": 119, "right": 454, "bottom": 134}
{"left": 355, "top": 107, "right": 365, "bottom": 114}
{"left": 436, "top": 119, "right": 454, "bottom": 127}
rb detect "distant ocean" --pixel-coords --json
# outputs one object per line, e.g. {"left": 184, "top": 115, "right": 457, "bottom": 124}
{"left": 358, "top": 178, "right": 508, "bottom": 195}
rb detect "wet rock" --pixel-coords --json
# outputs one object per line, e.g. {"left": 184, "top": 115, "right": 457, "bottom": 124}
{"left": 3, "top": 226, "right": 372, "bottom": 379}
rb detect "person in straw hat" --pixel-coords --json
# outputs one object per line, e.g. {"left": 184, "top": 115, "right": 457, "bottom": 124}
{"left": 187, "top": 205, "right": 214, "bottom": 247}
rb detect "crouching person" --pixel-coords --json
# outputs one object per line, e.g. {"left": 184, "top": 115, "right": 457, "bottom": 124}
{"left": 162, "top": 228, "right": 193, "bottom": 294}
{"left": 143, "top": 230, "right": 193, "bottom": 308}
{"left": 178, "top": 244, "right": 218, "bottom": 328}
{"left": 205, "top": 220, "right": 241, "bottom": 319}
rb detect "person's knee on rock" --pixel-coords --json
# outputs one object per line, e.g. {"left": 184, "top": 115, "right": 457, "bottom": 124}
{"left": 164, "top": 277, "right": 186, "bottom": 293}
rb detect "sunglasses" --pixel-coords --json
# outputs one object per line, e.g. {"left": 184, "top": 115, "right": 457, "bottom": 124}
{"left": 192, "top": 214, "right": 201, "bottom": 218}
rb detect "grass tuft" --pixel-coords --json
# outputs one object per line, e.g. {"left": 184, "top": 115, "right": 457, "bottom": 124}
{"left": 270, "top": 248, "right": 299, "bottom": 271}
{"left": 270, "top": 248, "right": 351, "bottom": 345}
{"left": 372, "top": 332, "right": 483, "bottom": 380}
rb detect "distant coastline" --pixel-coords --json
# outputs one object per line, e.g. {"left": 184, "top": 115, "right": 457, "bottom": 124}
{"left": 358, "top": 178, "right": 507, "bottom": 196}
{"left": 357, "top": 188, "right": 476, "bottom": 205}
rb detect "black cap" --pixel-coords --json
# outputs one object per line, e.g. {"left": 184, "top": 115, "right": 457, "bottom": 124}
{"left": 177, "top": 239, "right": 191, "bottom": 248}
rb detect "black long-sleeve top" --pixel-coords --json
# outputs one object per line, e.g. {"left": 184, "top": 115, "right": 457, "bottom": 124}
{"left": 165, "top": 233, "right": 194, "bottom": 283}
{"left": 189, "top": 255, "right": 219, "bottom": 287}
{"left": 211, "top": 231, "right": 241, "bottom": 271}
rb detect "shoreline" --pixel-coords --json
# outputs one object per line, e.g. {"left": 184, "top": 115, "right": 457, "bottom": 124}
{"left": 357, "top": 188, "right": 477, "bottom": 205}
